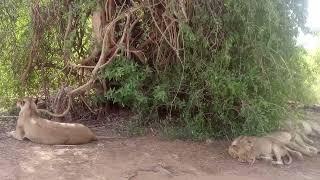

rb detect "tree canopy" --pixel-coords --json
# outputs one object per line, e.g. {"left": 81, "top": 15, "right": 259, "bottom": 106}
{"left": 0, "top": 0, "right": 317, "bottom": 139}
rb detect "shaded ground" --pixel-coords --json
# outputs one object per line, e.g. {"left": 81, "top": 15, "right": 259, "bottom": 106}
{"left": 1, "top": 112, "right": 320, "bottom": 180}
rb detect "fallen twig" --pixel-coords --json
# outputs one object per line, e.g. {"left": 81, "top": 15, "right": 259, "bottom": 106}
{"left": 0, "top": 116, "right": 18, "bottom": 118}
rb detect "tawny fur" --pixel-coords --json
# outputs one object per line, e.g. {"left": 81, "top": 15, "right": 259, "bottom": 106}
{"left": 266, "top": 131, "right": 318, "bottom": 156}
{"left": 229, "top": 135, "right": 303, "bottom": 166}
{"left": 9, "top": 97, "right": 97, "bottom": 145}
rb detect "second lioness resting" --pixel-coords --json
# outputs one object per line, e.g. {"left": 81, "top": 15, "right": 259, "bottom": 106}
{"left": 9, "top": 97, "right": 97, "bottom": 145}
{"left": 229, "top": 135, "right": 303, "bottom": 165}
{"left": 266, "top": 131, "right": 318, "bottom": 156}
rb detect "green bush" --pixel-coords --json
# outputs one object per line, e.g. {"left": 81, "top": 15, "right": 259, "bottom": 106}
{"left": 1, "top": 0, "right": 316, "bottom": 140}
{"left": 100, "top": 0, "right": 315, "bottom": 139}
{"left": 99, "top": 56, "right": 150, "bottom": 110}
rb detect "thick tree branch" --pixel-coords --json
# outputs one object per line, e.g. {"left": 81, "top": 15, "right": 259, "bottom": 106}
{"left": 69, "top": 9, "right": 136, "bottom": 95}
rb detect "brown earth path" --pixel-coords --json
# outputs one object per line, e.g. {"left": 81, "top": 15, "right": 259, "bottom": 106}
{"left": 1, "top": 112, "right": 320, "bottom": 180}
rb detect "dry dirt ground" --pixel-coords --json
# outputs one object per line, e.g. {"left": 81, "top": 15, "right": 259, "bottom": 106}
{"left": 1, "top": 112, "right": 320, "bottom": 180}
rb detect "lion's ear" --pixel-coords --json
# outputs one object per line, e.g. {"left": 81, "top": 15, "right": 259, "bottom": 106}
{"left": 16, "top": 100, "right": 23, "bottom": 108}
{"left": 244, "top": 137, "right": 253, "bottom": 144}
{"left": 33, "top": 97, "right": 39, "bottom": 105}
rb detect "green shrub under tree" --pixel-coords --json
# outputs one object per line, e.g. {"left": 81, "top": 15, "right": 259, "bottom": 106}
{"left": 0, "top": 0, "right": 317, "bottom": 139}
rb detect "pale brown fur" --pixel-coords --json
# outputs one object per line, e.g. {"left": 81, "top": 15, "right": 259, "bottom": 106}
{"left": 9, "top": 97, "right": 97, "bottom": 145}
{"left": 229, "top": 135, "right": 303, "bottom": 166}
{"left": 279, "top": 120, "right": 319, "bottom": 156}
{"left": 228, "top": 136, "right": 247, "bottom": 160}
{"left": 228, "top": 136, "right": 253, "bottom": 163}
{"left": 282, "top": 118, "right": 320, "bottom": 139}
{"left": 302, "top": 120, "right": 320, "bottom": 136}
{"left": 266, "top": 131, "right": 318, "bottom": 156}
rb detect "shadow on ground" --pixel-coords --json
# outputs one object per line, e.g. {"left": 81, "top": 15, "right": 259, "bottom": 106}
{"left": 1, "top": 112, "right": 320, "bottom": 180}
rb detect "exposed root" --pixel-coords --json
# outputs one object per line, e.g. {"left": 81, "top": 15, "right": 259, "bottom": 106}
{"left": 37, "top": 95, "right": 72, "bottom": 118}
{"left": 20, "top": 1, "right": 225, "bottom": 117}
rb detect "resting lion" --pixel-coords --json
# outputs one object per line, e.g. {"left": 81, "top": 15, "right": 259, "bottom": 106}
{"left": 266, "top": 131, "right": 318, "bottom": 156}
{"left": 8, "top": 97, "right": 97, "bottom": 145}
{"left": 279, "top": 120, "right": 319, "bottom": 156}
{"left": 282, "top": 118, "right": 320, "bottom": 138}
{"left": 229, "top": 135, "right": 303, "bottom": 165}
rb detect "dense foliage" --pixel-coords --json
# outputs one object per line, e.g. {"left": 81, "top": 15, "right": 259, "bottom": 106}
{"left": 0, "top": 0, "right": 318, "bottom": 139}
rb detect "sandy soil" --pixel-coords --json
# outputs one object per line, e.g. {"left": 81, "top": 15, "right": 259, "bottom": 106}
{"left": 1, "top": 112, "right": 320, "bottom": 180}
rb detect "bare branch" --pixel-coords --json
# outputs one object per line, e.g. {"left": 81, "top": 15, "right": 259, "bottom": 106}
{"left": 37, "top": 95, "right": 72, "bottom": 117}
{"left": 20, "top": 41, "right": 36, "bottom": 85}
{"left": 63, "top": 4, "right": 73, "bottom": 65}
{"left": 69, "top": 8, "right": 135, "bottom": 95}
{"left": 0, "top": 116, "right": 18, "bottom": 118}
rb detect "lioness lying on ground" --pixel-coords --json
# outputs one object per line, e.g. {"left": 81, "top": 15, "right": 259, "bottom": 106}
{"left": 8, "top": 97, "right": 97, "bottom": 145}
{"left": 266, "top": 131, "right": 318, "bottom": 156}
{"left": 280, "top": 119, "right": 320, "bottom": 155}
{"left": 229, "top": 135, "right": 303, "bottom": 166}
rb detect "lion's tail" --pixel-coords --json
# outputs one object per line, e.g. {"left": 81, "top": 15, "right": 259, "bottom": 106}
{"left": 286, "top": 147, "right": 304, "bottom": 161}
{"left": 283, "top": 154, "right": 292, "bottom": 165}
